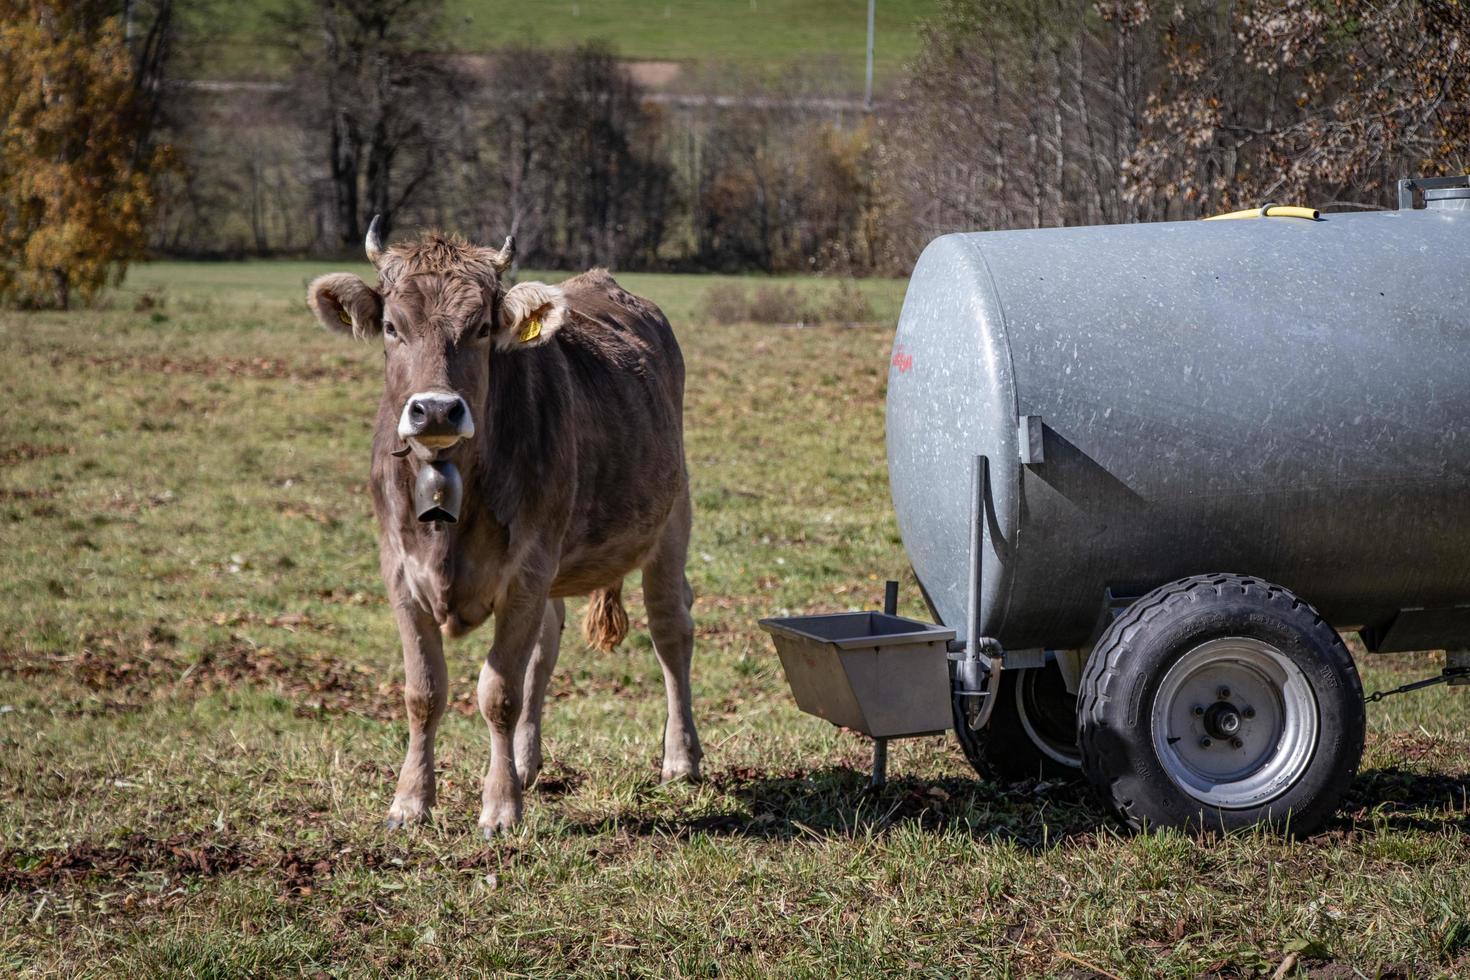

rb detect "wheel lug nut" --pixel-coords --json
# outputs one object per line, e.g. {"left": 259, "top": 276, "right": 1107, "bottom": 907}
{"left": 1192, "top": 704, "right": 1205, "bottom": 717}
{"left": 1217, "top": 687, "right": 1231, "bottom": 700}
{"left": 1242, "top": 706, "right": 1255, "bottom": 719}
{"left": 1231, "top": 737, "right": 1244, "bottom": 749}
{"left": 1199, "top": 736, "right": 1212, "bottom": 748}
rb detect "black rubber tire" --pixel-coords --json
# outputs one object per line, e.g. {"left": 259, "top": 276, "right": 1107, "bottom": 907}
{"left": 1076, "top": 573, "right": 1365, "bottom": 835}
{"left": 953, "top": 659, "right": 1083, "bottom": 782}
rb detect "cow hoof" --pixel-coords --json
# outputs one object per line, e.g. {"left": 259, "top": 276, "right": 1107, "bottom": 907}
{"left": 478, "top": 801, "right": 523, "bottom": 837}
{"left": 479, "top": 819, "right": 521, "bottom": 839}
{"left": 386, "top": 800, "right": 431, "bottom": 829}
{"left": 660, "top": 765, "right": 703, "bottom": 785}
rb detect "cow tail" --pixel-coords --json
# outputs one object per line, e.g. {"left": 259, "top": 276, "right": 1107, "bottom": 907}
{"left": 582, "top": 584, "right": 629, "bottom": 652}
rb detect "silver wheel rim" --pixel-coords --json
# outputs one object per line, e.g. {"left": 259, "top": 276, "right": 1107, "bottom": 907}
{"left": 1015, "top": 667, "right": 1082, "bottom": 769}
{"left": 1150, "top": 637, "right": 1319, "bottom": 809}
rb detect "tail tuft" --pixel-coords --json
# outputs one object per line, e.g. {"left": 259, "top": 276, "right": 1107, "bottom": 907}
{"left": 582, "top": 584, "right": 629, "bottom": 652}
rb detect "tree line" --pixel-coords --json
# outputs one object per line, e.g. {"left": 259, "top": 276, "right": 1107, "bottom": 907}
{"left": 2, "top": 0, "right": 1467, "bottom": 307}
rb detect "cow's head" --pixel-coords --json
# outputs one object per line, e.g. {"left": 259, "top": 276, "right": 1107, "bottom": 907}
{"left": 305, "top": 218, "right": 566, "bottom": 522}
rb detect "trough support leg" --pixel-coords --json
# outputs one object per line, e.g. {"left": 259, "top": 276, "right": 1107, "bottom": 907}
{"left": 869, "top": 737, "right": 888, "bottom": 791}
{"left": 866, "top": 579, "right": 899, "bottom": 791}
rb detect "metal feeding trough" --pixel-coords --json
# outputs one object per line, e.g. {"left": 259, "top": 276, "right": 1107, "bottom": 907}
{"left": 762, "top": 175, "right": 1470, "bottom": 834}
{"left": 760, "top": 585, "right": 954, "bottom": 787}
{"left": 760, "top": 610, "right": 954, "bottom": 737}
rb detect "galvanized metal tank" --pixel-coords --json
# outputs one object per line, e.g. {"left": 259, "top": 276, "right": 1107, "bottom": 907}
{"left": 886, "top": 203, "right": 1470, "bottom": 653}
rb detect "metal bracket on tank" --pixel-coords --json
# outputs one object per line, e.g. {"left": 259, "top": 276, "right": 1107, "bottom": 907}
{"left": 1398, "top": 175, "right": 1470, "bottom": 209}
{"left": 1018, "top": 416, "right": 1045, "bottom": 465}
{"left": 951, "top": 454, "right": 1004, "bottom": 731}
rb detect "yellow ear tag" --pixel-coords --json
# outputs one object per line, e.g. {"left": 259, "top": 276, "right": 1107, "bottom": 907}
{"left": 337, "top": 309, "right": 352, "bottom": 327}
{"left": 518, "top": 317, "right": 543, "bottom": 343}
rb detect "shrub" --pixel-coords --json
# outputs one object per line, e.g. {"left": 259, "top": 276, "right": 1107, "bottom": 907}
{"left": 747, "top": 284, "right": 806, "bottom": 325}
{"left": 703, "top": 280, "right": 873, "bottom": 326}
{"left": 702, "top": 282, "right": 751, "bottom": 324}
{"left": 814, "top": 279, "right": 873, "bottom": 324}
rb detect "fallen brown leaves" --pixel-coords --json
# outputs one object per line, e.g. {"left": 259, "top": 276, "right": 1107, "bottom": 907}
{"left": 0, "top": 625, "right": 403, "bottom": 722}
{"left": 0, "top": 831, "right": 247, "bottom": 892}
{"left": 0, "top": 830, "right": 409, "bottom": 899}
{"left": 185, "top": 638, "right": 397, "bottom": 720}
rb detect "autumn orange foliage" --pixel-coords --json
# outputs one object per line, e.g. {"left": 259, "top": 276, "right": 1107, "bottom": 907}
{"left": 1125, "top": 0, "right": 1470, "bottom": 211}
{"left": 0, "top": 1, "right": 166, "bottom": 308}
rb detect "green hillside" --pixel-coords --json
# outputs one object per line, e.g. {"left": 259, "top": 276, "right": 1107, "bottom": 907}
{"left": 198, "top": 0, "right": 940, "bottom": 90}
{"left": 445, "top": 0, "right": 936, "bottom": 81}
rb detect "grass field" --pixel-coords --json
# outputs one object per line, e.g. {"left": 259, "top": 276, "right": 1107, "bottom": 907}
{"left": 201, "top": 0, "right": 940, "bottom": 88}
{"left": 2, "top": 260, "right": 1470, "bottom": 976}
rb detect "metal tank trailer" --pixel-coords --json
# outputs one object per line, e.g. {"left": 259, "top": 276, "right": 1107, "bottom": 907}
{"left": 761, "top": 176, "right": 1470, "bottom": 835}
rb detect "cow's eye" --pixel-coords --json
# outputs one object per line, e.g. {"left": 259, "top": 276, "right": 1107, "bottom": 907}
{"left": 476, "top": 320, "right": 493, "bottom": 340}
{"left": 383, "top": 321, "right": 398, "bottom": 340}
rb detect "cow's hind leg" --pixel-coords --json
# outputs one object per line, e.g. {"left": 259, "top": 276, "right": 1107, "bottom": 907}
{"left": 642, "top": 492, "right": 703, "bottom": 783}
{"left": 388, "top": 600, "right": 447, "bottom": 828}
{"left": 515, "top": 598, "right": 565, "bottom": 790}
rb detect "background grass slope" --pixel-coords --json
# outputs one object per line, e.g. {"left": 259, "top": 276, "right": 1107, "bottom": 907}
{"left": 0, "top": 263, "right": 1468, "bottom": 975}
{"left": 200, "top": 0, "right": 940, "bottom": 86}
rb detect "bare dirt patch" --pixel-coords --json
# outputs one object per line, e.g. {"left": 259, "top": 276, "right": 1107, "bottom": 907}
{"left": 1370, "top": 729, "right": 1470, "bottom": 768}
{"left": 0, "top": 628, "right": 402, "bottom": 722}
{"left": 0, "top": 487, "right": 59, "bottom": 500}
{"left": 1, "top": 825, "right": 516, "bottom": 904}
{"left": 625, "top": 59, "right": 683, "bottom": 88}
{"left": 1336, "top": 767, "right": 1470, "bottom": 830}
{"left": 0, "top": 831, "right": 247, "bottom": 892}
{"left": 0, "top": 443, "right": 74, "bottom": 466}
{"left": 185, "top": 638, "right": 399, "bottom": 720}
{"left": 69, "top": 351, "right": 363, "bottom": 383}
{"left": 0, "top": 829, "right": 408, "bottom": 901}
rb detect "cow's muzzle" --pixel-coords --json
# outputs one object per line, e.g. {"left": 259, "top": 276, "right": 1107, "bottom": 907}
{"left": 413, "top": 458, "right": 463, "bottom": 523}
{"left": 398, "top": 392, "right": 474, "bottom": 450}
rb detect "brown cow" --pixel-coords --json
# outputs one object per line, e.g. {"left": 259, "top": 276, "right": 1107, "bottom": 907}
{"left": 305, "top": 220, "right": 702, "bottom": 835}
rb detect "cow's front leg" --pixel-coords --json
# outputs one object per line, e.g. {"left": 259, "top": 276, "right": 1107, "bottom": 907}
{"left": 477, "top": 586, "right": 548, "bottom": 836}
{"left": 387, "top": 598, "right": 447, "bottom": 828}
{"left": 515, "top": 599, "right": 565, "bottom": 790}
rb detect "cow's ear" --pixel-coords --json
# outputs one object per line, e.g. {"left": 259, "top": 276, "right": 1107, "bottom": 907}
{"left": 497, "top": 281, "right": 567, "bottom": 350}
{"left": 307, "top": 273, "right": 383, "bottom": 340}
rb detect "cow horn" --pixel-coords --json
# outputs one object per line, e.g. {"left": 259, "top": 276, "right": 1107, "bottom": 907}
{"left": 365, "top": 214, "right": 385, "bottom": 268}
{"left": 491, "top": 235, "right": 515, "bottom": 273}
